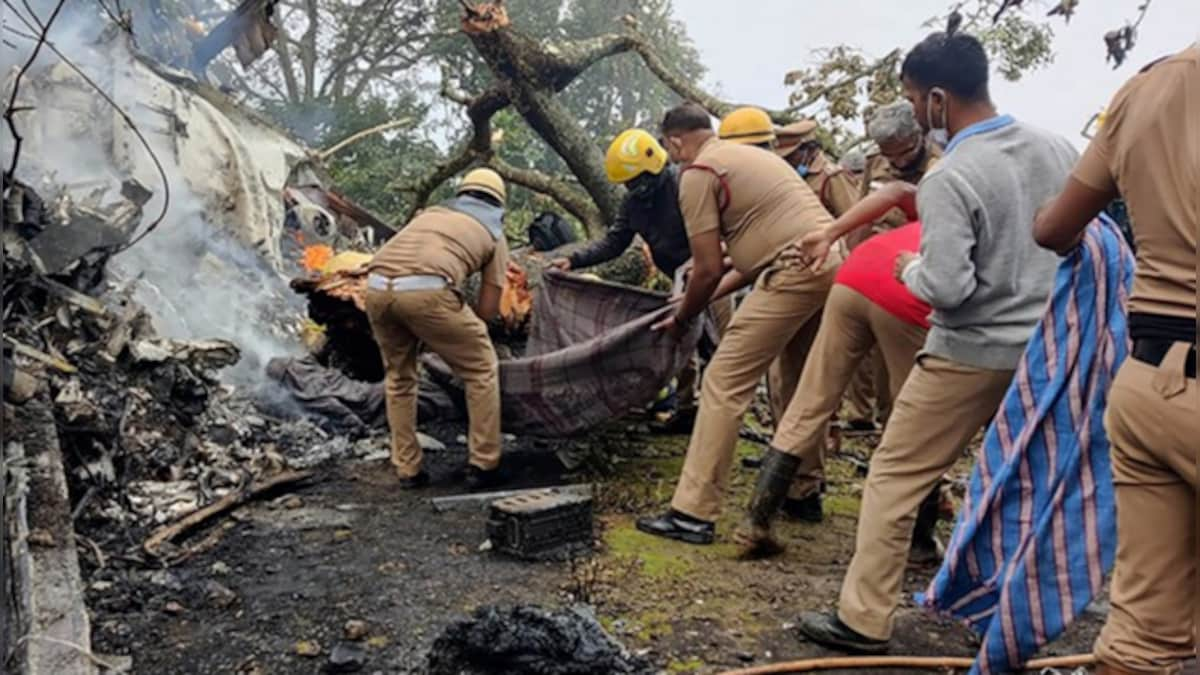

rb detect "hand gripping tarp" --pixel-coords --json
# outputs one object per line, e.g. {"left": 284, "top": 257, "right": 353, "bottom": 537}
{"left": 917, "top": 216, "right": 1135, "bottom": 674}
{"left": 424, "top": 270, "right": 704, "bottom": 436}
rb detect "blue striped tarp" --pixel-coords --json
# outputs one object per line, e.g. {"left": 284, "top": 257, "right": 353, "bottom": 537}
{"left": 917, "top": 215, "right": 1136, "bottom": 674}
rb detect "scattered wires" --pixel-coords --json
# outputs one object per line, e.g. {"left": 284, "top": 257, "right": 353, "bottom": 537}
{"left": 2, "top": 0, "right": 170, "bottom": 253}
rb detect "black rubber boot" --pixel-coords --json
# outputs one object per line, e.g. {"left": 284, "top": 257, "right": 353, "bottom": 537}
{"left": 796, "top": 611, "right": 888, "bottom": 654}
{"left": 733, "top": 448, "right": 802, "bottom": 558}
{"left": 781, "top": 494, "right": 824, "bottom": 523}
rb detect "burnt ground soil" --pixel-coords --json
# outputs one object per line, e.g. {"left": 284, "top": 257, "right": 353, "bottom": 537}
{"left": 81, "top": 419, "right": 1109, "bottom": 675}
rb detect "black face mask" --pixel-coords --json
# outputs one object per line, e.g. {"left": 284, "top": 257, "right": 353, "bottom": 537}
{"left": 627, "top": 170, "right": 666, "bottom": 201}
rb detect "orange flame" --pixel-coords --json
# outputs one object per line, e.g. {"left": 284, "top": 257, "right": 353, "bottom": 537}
{"left": 302, "top": 244, "right": 334, "bottom": 273}
{"left": 499, "top": 261, "right": 532, "bottom": 331}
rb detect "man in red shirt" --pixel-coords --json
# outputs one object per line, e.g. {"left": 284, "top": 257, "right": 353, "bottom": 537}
{"left": 735, "top": 183, "right": 940, "bottom": 558}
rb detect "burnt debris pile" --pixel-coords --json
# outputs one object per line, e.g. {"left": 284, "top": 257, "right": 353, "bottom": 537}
{"left": 426, "top": 605, "right": 653, "bottom": 675}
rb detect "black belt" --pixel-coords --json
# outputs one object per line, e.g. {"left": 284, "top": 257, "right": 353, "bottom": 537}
{"left": 1131, "top": 338, "right": 1196, "bottom": 379}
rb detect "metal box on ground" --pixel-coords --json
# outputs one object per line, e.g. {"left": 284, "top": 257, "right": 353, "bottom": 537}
{"left": 486, "top": 488, "right": 593, "bottom": 560}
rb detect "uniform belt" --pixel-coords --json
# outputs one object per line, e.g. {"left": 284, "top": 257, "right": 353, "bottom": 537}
{"left": 1131, "top": 338, "right": 1196, "bottom": 379}
{"left": 366, "top": 273, "right": 448, "bottom": 292}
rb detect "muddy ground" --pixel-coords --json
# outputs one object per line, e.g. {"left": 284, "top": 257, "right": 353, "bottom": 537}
{"left": 81, "top": 420, "right": 1108, "bottom": 674}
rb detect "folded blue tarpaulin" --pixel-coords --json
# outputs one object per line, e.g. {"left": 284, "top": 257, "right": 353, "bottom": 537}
{"left": 917, "top": 215, "right": 1135, "bottom": 674}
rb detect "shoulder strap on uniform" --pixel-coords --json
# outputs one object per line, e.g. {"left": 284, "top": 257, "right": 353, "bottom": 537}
{"left": 680, "top": 163, "right": 731, "bottom": 213}
{"left": 818, "top": 173, "right": 834, "bottom": 206}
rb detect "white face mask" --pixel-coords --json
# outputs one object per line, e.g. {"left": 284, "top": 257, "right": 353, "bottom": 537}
{"left": 926, "top": 87, "right": 949, "bottom": 147}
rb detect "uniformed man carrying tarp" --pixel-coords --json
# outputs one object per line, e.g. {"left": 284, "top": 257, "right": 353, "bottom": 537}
{"left": 635, "top": 102, "right": 843, "bottom": 545}
{"left": 365, "top": 168, "right": 510, "bottom": 491}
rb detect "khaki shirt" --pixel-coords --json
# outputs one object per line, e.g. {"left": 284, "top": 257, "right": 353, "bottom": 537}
{"left": 804, "top": 151, "right": 860, "bottom": 219}
{"left": 679, "top": 137, "right": 834, "bottom": 274}
{"left": 1073, "top": 45, "right": 1198, "bottom": 319}
{"left": 861, "top": 141, "right": 943, "bottom": 230}
{"left": 368, "top": 206, "right": 509, "bottom": 288}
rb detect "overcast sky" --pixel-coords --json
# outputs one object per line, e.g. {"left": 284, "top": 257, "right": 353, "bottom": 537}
{"left": 673, "top": 0, "right": 1199, "bottom": 148}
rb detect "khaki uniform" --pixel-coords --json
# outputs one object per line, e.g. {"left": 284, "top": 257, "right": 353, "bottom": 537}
{"left": 1072, "top": 46, "right": 1199, "bottom": 673}
{"left": 765, "top": 149, "right": 859, "bottom": 427}
{"left": 365, "top": 206, "right": 510, "bottom": 478}
{"left": 841, "top": 143, "right": 942, "bottom": 428}
{"left": 772, "top": 284, "right": 927, "bottom": 482}
{"left": 671, "top": 137, "right": 841, "bottom": 522}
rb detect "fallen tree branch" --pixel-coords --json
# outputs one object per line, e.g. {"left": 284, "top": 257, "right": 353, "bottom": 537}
{"left": 488, "top": 156, "right": 602, "bottom": 234}
{"left": 720, "top": 653, "right": 1096, "bottom": 674}
{"left": 318, "top": 117, "right": 413, "bottom": 161}
{"left": 143, "top": 469, "right": 313, "bottom": 557}
{"left": 784, "top": 49, "right": 902, "bottom": 115}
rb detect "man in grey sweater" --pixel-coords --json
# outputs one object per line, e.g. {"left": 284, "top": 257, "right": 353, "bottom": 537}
{"left": 797, "top": 31, "right": 1079, "bottom": 653}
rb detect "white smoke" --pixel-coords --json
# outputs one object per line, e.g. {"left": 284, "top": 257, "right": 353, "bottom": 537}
{"left": 3, "top": 3, "right": 306, "bottom": 388}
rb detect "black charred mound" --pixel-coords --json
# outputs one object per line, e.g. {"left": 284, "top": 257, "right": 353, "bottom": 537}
{"left": 425, "top": 605, "right": 652, "bottom": 675}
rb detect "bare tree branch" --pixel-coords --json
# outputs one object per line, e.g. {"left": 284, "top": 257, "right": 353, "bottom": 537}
{"left": 488, "top": 156, "right": 602, "bottom": 234}
{"left": 784, "top": 49, "right": 901, "bottom": 114}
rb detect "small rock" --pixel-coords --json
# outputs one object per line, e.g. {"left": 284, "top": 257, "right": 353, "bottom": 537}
{"left": 90, "top": 580, "right": 114, "bottom": 592}
{"left": 205, "top": 580, "right": 238, "bottom": 609}
{"left": 502, "top": 433, "right": 516, "bottom": 443}
{"left": 210, "top": 561, "right": 231, "bottom": 576}
{"left": 478, "top": 539, "right": 493, "bottom": 552}
{"left": 455, "top": 434, "right": 467, "bottom": 444}
{"left": 295, "top": 640, "right": 321, "bottom": 657}
{"left": 327, "top": 641, "right": 367, "bottom": 672}
{"left": 736, "top": 651, "right": 755, "bottom": 663}
{"left": 283, "top": 495, "right": 304, "bottom": 510}
{"left": 333, "top": 529, "right": 353, "bottom": 542}
{"left": 365, "top": 636, "right": 388, "bottom": 649}
{"left": 163, "top": 601, "right": 185, "bottom": 615}
{"left": 149, "top": 570, "right": 183, "bottom": 591}
{"left": 417, "top": 432, "right": 446, "bottom": 452}
{"left": 343, "top": 620, "right": 369, "bottom": 641}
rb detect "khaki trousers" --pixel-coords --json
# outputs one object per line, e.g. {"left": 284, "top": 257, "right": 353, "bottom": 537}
{"left": 1094, "top": 344, "right": 1198, "bottom": 674}
{"left": 676, "top": 295, "right": 736, "bottom": 411}
{"left": 772, "top": 286, "right": 927, "bottom": 484}
{"left": 670, "top": 262, "right": 836, "bottom": 522}
{"left": 365, "top": 287, "right": 501, "bottom": 478}
{"left": 838, "top": 355, "right": 1013, "bottom": 640}
{"left": 844, "top": 348, "right": 885, "bottom": 423}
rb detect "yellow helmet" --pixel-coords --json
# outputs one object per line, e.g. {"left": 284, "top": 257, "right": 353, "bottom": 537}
{"left": 605, "top": 129, "right": 668, "bottom": 184}
{"left": 718, "top": 107, "right": 775, "bottom": 145}
{"left": 457, "top": 168, "right": 507, "bottom": 206}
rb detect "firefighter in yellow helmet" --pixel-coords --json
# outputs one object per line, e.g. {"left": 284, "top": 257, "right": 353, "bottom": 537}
{"left": 717, "top": 107, "right": 777, "bottom": 148}
{"left": 550, "top": 129, "right": 733, "bottom": 432}
{"left": 366, "top": 167, "right": 510, "bottom": 491}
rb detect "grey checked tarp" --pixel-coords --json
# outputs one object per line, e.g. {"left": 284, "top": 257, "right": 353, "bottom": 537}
{"left": 425, "top": 270, "right": 704, "bottom": 436}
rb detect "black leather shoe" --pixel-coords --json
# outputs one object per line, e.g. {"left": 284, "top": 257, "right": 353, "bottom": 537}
{"left": 635, "top": 510, "right": 714, "bottom": 545}
{"left": 396, "top": 470, "right": 430, "bottom": 490}
{"left": 781, "top": 494, "right": 823, "bottom": 523}
{"left": 464, "top": 465, "right": 504, "bottom": 491}
{"left": 796, "top": 611, "right": 888, "bottom": 654}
